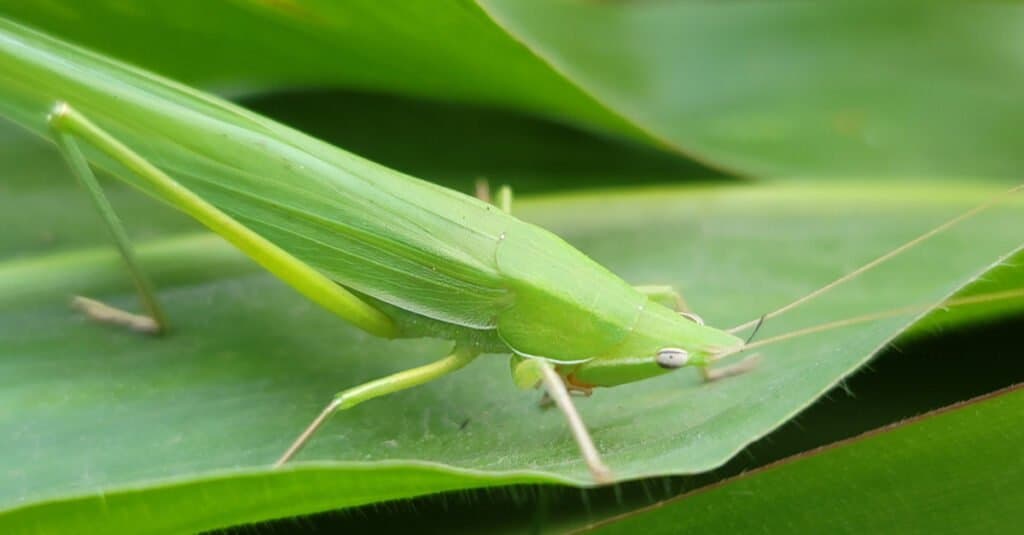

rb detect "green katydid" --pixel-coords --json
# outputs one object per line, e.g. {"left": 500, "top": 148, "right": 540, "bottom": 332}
{"left": 1, "top": 18, "right": 1021, "bottom": 485}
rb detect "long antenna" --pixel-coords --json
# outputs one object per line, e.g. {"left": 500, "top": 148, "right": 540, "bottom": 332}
{"left": 714, "top": 288, "right": 1024, "bottom": 361}
{"left": 729, "top": 184, "right": 1023, "bottom": 335}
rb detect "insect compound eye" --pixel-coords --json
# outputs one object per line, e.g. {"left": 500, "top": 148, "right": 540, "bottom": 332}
{"left": 678, "top": 312, "right": 705, "bottom": 326}
{"left": 656, "top": 347, "right": 690, "bottom": 369}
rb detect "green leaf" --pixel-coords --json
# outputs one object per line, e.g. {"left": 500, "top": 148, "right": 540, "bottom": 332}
{"left": 0, "top": 14, "right": 1021, "bottom": 532}
{"left": 480, "top": 0, "right": 1024, "bottom": 178}
{"left": 5, "top": 2, "right": 1024, "bottom": 177}
{"left": 231, "top": 317, "right": 1024, "bottom": 534}
{"left": 2, "top": 161, "right": 1022, "bottom": 532}
{"left": 0, "top": 1, "right": 640, "bottom": 139}
{"left": 573, "top": 384, "right": 1024, "bottom": 534}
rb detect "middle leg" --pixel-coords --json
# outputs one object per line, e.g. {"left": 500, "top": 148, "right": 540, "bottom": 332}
{"left": 482, "top": 181, "right": 611, "bottom": 482}
{"left": 276, "top": 347, "right": 480, "bottom": 466}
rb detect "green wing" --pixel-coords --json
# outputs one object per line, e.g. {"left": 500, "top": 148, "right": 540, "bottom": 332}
{"left": 0, "top": 18, "right": 513, "bottom": 329}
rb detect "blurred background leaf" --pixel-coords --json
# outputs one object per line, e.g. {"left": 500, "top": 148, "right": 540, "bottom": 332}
{"left": 481, "top": 0, "right": 1024, "bottom": 178}
{"left": 0, "top": 0, "right": 640, "bottom": 137}
{"left": 3, "top": 1, "right": 1024, "bottom": 178}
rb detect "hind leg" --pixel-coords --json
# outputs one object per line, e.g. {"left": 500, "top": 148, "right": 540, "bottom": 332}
{"left": 50, "top": 106, "right": 167, "bottom": 334}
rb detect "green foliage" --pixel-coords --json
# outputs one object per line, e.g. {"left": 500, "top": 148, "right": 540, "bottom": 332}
{"left": 4, "top": 1, "right": 1024, "bottom": 178}
{"left": 3, "top": 141, "right": 1021, "bottom": 530}
{"left": 576, "top": 385, "right": 1024, "bottom": 534}
{"left": 0, "top": 2, "right": 1021, "bottom": 533}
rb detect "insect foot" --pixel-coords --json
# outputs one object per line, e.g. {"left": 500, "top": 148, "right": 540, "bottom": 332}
{"left": 700, "top": 354, "right": 762, "bottom": 382}
{"left": 71, "top": 295, "right": 160, "bottom": 335}
{"left": 538, "top": 386, "right": 594, "bottom": 409}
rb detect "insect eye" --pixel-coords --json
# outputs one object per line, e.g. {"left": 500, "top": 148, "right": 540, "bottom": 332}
{"left": 656, "top": 347, "right": 690, "bottom": 369}
{"left": 678, "top": 312, "right": 705, "bottom": 326}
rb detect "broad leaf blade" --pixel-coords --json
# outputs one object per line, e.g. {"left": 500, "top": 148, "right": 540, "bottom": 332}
{"left": 1, "top": 179, "right": 1022, "bottom": 533}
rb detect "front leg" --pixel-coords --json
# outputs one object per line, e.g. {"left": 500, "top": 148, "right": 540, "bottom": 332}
{"left": 699, "top": 354, "right": 761, "bottom": 381}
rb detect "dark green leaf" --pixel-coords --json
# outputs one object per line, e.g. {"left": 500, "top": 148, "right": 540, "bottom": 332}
{"left": 574, "top": 385, "right": 1024, "bottom": 534}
